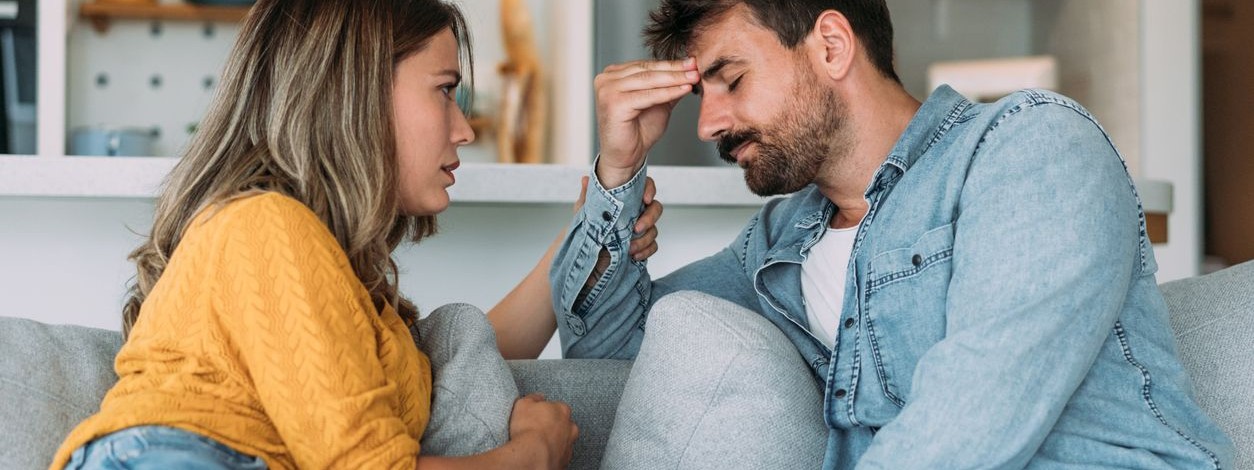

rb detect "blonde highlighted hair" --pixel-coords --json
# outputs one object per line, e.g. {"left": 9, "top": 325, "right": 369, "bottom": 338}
{"left": 122, "top": 0, "right": 473, "bottom": 337}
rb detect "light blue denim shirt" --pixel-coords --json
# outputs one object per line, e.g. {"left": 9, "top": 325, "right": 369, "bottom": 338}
{"left": 551, "top": 86, "right": 1234, "bottom": 469}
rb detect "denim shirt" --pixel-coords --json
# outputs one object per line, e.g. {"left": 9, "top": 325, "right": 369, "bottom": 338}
{"left": 550, "top": 86, "right": 1234, "bottom": 469}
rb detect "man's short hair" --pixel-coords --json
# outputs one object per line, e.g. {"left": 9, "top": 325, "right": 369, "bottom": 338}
{"left": 643, "top": 0, "right": 899, "bottom": 83}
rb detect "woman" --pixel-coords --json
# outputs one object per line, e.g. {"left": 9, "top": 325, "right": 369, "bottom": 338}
{"left": 50, "top": 0, "right": 660, "bottom": 468}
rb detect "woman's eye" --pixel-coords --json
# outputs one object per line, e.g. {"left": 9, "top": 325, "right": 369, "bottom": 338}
{"left": 728, "top": 76, "right": 743, "bottom": 93}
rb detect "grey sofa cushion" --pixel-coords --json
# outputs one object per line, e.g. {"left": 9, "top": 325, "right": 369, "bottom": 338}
{"left": 601, "top": 291, "right": 828, "bottom": 469}
{"left": 0, "top": 319, "right": 121, "bottom": 470}
{"left": 1161, "top": 260, "right": 1254, "bottom": 470}
{"left": 0, "top": 314, "right": 629, "bottom": 470}
{"left": 415, "top": 303, "right": 518, "bottom": 456}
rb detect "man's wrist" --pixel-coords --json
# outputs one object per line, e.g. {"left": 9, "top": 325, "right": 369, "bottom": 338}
{"left": 595, "top": 157, "right": 643, "bottom": 189}
{"left": 582, "top": 156, "right": 647, "bottom": 244}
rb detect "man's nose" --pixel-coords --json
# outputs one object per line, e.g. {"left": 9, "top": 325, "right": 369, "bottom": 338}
{"left": 696, "top": 94, "right": 731, "bottom": 142}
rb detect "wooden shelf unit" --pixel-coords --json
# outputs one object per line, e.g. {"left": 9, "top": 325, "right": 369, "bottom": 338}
{"left": 80, "top": 2, "right": 252, "bottom": 33}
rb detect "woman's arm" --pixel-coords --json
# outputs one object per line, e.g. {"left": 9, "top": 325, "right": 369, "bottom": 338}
{"left": 489, "top": 177, "right": 662, "bottom": 359}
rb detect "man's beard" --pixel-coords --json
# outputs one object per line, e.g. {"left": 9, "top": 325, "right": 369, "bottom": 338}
{"left": 717, "top": 71, "right": 848, "bottom": 196}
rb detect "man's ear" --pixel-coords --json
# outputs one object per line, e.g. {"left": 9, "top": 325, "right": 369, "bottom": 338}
{"left": 808, "top": 10, "right": 856, "bottom": 81}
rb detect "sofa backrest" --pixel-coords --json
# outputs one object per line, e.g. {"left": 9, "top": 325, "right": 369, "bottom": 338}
{"left": 0, "top": 318, "right": 121, "bottom": 469}
{"left": 1161, "top": 260, "right": 1254, "bottom": 470}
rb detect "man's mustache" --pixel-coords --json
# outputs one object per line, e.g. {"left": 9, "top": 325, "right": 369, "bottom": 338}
{"left": 717, "top": 129, "right": 762, "bottom": 164}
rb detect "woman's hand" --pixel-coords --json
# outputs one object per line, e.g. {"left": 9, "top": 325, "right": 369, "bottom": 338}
{"left": 508, "top": 394, "right": 578, "bottom": 469}
{"left": 631, "top": 177, "right": 663, "bottom": 261}
{"left": 488, "top": 176, "right": 665, "bottom": 360}
{"left": 572, "top": 175, "right": 664, "bottom": 262}
{"left": 414, "top": 394, "right": 578, "bottom": 470}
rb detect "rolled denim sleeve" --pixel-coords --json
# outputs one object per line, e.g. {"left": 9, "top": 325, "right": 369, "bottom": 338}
{"left": 550, "top": 160, "right": 761, "bottom": 360}
{"left": 856, "top": 103, "right": 1144, "bottom": 468}
{"left": 550, "top": 159, "right": 652, "bottom": 359}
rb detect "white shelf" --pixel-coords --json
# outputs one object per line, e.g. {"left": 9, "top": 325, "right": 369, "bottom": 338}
{"left": 0, "top": 156, "right": 1175, "bottom": 213}
{"left": 0, "top": 156, "right": 771, "bottom": 207}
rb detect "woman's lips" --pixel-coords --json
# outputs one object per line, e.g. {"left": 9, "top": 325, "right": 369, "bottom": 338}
{"left": 441, "top": 161, "right": 460, "bottom": 185}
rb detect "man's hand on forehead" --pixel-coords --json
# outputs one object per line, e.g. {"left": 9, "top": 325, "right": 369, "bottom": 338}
{"left": 592, "top": 57, "right": 701, "bottom": 187}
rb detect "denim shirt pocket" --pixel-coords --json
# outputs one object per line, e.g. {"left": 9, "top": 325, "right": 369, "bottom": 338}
{"left": 864, "top": 223, "right": 956, "bottom": 406}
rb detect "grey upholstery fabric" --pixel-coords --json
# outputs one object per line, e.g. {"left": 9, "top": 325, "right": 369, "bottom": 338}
{"left": 415, "top": 303, "right": 517, "bottom": 457}
{"left": 0, "top": 319, "right": 121, "bottom": 470}
{"left": 0, "top": 307, "right": 622, "bottom": 470}
{"left": 4, "top": 260, "right": 1250, "bottom": 470}
{"left": 601, "top": 291, "right": 828, "bottom": 469}
{"left": 509, "top": 359, "right": 632, "bottom": 470}
{"left": 1161, "top": 260, "right": 1254, "bottom": 470}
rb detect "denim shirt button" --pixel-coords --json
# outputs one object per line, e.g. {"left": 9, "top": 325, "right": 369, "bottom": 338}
{"left": 834, "top": 388, "right": 848, "bottom": 399}
{"left": 911, "top": 254, "right": 923, "bottom": 266}
{"left": 843, "top": 318, "right": 856, "bottom": 329}
{"left": 601, "top": 211, "right": 613, "bottom": 222}
{"left": 565, "top": 314, "right": 587, "bottom": 336}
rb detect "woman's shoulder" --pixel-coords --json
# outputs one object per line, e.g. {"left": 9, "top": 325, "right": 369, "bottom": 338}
{"left": 184, "top": 192, "right": 341, "bottom": 255}
{"left": 192, "top": 192, "right": 320, "bottom": 233}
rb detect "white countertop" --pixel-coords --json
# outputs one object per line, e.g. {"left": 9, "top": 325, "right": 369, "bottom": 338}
{"left": 0, "top": 156, "right": 769, "bottom": 207}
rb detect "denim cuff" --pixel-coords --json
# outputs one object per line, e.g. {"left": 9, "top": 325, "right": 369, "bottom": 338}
{"left": 582, "top": 156, "right": 648, "bottom": 246}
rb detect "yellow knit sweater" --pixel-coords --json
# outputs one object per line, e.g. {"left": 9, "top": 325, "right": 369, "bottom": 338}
{"left": 51, "top": 193, "right": 431, "bottom": 470}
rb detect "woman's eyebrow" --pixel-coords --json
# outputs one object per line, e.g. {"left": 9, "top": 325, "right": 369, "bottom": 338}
{"left": 433, "top": 69, "right": 463, "bottom": 83}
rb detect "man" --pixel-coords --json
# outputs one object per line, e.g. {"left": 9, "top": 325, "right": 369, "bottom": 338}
{"left": 550, "top": 1, "right": 1234, "bottom": 468}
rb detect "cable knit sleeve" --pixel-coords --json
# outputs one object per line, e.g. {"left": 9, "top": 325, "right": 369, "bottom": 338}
{"left": 210, "top": 193, "right": 421, "bottom": 469}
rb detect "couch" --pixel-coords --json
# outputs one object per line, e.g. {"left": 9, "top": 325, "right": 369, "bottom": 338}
{"left": 2, "top": 260, "right": 1252, "bottom": 469}
{"left": 0, "top": 305, "right": 633, "bottom": 470}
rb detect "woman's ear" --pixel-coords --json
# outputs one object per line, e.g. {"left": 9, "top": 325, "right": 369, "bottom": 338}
{"left": 809, "top": 10, "right": 856, "bottom": 81}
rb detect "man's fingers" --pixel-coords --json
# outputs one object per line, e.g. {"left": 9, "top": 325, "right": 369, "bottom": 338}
{"left": 610, "top": 69, "right": 699, "bottom": 94}
{"left": 643, "top": 177, "right": 656, "bottom": 205}
{"left": 601, "top": 58, "right": 695, "bottom": 79}
{"left": 611, "top": 85, "right": 692, "bottom": 118}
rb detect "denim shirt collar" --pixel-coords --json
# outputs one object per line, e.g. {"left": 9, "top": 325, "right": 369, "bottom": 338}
{"left": 784, "top": 86, "right": 972, "bottom": 245}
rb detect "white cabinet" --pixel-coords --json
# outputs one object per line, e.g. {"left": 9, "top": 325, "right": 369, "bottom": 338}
{"left": 0, "top": 1, "right": 1192, "bottom": 270}
{"left": 1, "top": 0, "right": 765, "bottom": 208}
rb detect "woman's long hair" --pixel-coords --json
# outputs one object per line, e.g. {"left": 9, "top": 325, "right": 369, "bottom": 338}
{"left": 122, "top": 0, "right": 473, "bottom": 338}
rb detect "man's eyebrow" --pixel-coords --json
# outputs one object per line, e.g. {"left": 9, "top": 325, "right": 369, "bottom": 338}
{"left": 700, "top": 56, "right": 743, "bottom": 82}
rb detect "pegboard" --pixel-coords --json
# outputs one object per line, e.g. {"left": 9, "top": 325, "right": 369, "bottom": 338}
{"left": 67, "top": 16, "right": 239, "bottom": 157}
{"left": 60, "top": 0, "right": 566, "bottom": 164}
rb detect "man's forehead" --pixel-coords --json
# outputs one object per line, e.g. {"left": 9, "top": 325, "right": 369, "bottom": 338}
{"left": 685, "top": 6, "right": 771, "bottom": 69}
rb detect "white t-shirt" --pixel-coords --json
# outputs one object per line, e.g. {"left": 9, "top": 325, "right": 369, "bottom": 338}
{"left": 801, "top": 225, "right": 859, "bottom": 349}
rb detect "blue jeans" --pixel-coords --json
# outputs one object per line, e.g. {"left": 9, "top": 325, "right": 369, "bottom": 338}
{"left": 64, "top": 426, "right": 266, "bottom": 470}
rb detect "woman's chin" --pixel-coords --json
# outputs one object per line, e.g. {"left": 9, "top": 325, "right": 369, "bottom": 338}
{"left": 401, "top": 192, "right": 450, "bottom": 217}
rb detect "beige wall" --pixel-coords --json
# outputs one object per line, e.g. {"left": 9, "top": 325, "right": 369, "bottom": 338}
{"left": 1033, "top": 0, "right": 1143, "bottom": 176}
